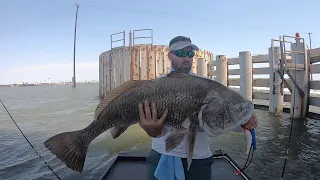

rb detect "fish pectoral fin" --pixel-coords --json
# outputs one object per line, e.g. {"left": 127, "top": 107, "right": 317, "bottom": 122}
{"left": 94, "top": 80, "right": 148, "bottom": 120}
{"left": 181, "top": 117, "right": 191, "bottom": 129}
{"left": 110, "top": 126, "right": 129, "bottom": 139}
{"left": 183, "top": 114, "right": 204, "bottom": 132}
{"left": 165, "top": 129, "right": 188, "bottom": 152}
{"left": 186, "top": 118, "right": 197, "bottom": 171}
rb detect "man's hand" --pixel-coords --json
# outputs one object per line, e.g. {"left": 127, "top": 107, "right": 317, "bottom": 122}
{"left": 242, "top": 112, "right": 258, "bottom": 130}
{"left": 138, "top": 100, "right": 168, "bottom": 137}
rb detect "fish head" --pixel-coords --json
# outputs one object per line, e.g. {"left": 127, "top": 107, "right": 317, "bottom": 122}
{"left": 198, "top": 89, "right": 254, "bottom": 137}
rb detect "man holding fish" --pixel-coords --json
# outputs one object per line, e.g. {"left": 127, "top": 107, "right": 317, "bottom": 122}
{"left": 138, "top": 36, "right": 258, "bottom": 180}
{"left": 43, "top": 36, "right": 258, "bottom": 179}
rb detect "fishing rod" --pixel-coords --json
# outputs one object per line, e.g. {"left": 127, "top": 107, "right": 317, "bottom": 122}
{"left": 0, "top": 99, "right": 61, "bottom": 180}
{"left": 234, "top": 128, "right": 256, "bottom": 177}
{"left": 242, "top": 129, "right": 256, "bottom": 170}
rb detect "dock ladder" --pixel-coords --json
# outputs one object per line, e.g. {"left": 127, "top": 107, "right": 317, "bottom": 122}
{"left": 271, "top": 34, "right": 309, "bottom": 98}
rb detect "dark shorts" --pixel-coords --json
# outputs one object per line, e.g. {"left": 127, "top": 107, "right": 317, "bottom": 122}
{"left": 146, "top": 149, "right": 214, "bottom": 180}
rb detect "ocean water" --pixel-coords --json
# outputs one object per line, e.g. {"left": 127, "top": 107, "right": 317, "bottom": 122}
{"left": 0, "top": 84, "right": 319, "bottom": 180}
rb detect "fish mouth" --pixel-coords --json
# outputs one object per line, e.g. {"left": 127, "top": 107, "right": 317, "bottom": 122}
{"left": 228, "top": 101, "right": 254, "bottom": 131}
{"left": 240, "top": 101, "right": 254, "bottom": 124}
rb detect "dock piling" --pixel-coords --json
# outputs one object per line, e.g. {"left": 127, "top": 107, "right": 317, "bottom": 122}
{"left": 216, "top": 55, "right": 228, "bottom": 87}
{"left": 239, "top": 51, "right": 253, "bottom": 101}
{"left": 268, "top": 46, "right": 284, "bottom": 114}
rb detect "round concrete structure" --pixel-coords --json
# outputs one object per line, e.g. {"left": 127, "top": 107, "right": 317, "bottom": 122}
{"left": 99, "top": 44, "right": 214, "bottom": 99}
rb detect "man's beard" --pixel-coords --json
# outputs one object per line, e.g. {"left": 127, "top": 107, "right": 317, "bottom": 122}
{"left": 172, "top": 61, "right": 191, "bottom": 73}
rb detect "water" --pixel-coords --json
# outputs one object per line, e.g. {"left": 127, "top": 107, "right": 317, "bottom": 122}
{"left": 0, "top": 84, "right": 319, "bottom": 180}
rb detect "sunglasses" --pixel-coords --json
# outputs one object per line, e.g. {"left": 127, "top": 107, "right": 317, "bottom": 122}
{"left": 171, "top": 50, "right": 195, "bottom": 57}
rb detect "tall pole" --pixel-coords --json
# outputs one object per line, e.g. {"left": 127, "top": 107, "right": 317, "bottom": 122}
{"left": 308, "top": 32, "right": 312, "bottom": 81}
{"left": 308, "top": 32, "right": 312, "bottom": 49}
{"left": 72, "top": 4, "right": 79, "bottom": 88}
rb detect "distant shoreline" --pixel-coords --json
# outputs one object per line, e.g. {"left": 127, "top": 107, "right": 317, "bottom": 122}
{"left": 0, "top": 82, "right": 99, "bottom": 88}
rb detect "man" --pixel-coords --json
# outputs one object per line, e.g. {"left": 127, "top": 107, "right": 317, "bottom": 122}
{"left": 138, "top": 36, "right": 258, "bottom": 180}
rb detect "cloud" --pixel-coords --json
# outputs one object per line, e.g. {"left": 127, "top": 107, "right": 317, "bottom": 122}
{"left": 1, "top": 61, "right": 99, "bottom": 84}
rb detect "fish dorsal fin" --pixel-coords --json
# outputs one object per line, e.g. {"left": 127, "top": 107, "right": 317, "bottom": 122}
{"left": 167, "top": 71, "right": 190, "bottom": 77}
{"left": 94, "top": 80, "right": 148, "bottom": 120}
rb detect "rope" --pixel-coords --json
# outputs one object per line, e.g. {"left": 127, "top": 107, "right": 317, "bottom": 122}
{"left": 0, "top": 99, "right": 61, "bottom": 180}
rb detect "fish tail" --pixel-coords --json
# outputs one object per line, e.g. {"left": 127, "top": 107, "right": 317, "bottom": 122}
{"left": 44, "top": 129, "right": 90, "bottom": 173}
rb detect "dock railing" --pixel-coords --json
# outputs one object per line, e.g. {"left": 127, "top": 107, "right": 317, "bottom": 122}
{"left": 99, "top": 32, "right": 320, "bottom": 119}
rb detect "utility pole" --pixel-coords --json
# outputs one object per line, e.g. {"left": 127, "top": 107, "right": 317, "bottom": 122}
{"left": 72, "top": 4, "right": 79, "bottom": 88}
{"left": 308, "top": 32, "right": 313, "bottom": 81}
{"left": 308, "top": 32, "right": 312, "bottom": 49}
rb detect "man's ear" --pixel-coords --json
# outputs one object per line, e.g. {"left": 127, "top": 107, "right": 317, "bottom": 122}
{"left": 168, "top": 52, "right": 172, "bottom": 61}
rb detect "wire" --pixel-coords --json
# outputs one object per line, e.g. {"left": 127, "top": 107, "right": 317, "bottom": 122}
{"left": 280, "top": 116, "right": 294, "bottom": 179}
{"left": 0, "top": 7, "right": 73, "bottom": 38}
{"left": 219, "top": 134, "right": 255, "bottom": 179}
{"left": 1, "top": 3, "right": 312, "bottom": 44}
{"left": 0, "top": 99, "right": 62, "bottom": 180}
{"left": 280, "top": 36, "right": 298, "bottom": 179}
{"left": 80, "top": 4, "right": 309, "bottom": 35}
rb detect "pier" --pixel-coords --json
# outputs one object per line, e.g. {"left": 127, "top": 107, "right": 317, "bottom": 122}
{"left": 99, "top": 29, "right": 320, "bottom": 119}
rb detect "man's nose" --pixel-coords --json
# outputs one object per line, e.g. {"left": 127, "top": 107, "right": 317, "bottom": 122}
{"left": 183, "top": 56, "right": 192, "bottom": 62}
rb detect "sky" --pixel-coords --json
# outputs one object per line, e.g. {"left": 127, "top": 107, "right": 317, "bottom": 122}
{"left": 0, "top": 0, "right": 319, "bottom": 84}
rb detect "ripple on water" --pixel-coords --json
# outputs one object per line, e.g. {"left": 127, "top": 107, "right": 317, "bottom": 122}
{"left": 0, "top": 85, "right": 320, "bottom": 180}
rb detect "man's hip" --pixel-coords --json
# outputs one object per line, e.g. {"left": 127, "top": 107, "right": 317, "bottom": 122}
{"left": 146, "top": 149, "right": 214, "bottom": 180}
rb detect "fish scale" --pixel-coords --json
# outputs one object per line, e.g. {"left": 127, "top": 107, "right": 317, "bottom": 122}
{"left": 98, "top": 78, "right": 207, "bottom": 130}
{"left": 76, "top": 77, "right": 204, "bottom": 152}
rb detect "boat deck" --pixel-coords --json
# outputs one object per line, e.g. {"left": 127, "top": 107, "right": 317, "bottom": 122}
{"left": 99, "top": 151, "right": 251, "bottom": 180}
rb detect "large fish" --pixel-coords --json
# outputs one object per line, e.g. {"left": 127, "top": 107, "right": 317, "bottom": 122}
{"left": 43, "top": 71, "right": 254, "bottom": 173}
